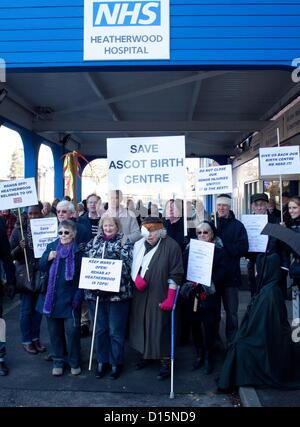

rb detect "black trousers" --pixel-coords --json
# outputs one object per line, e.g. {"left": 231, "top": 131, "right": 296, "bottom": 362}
{"left": 190, "top": 309, "right": 219, "bottom": 353}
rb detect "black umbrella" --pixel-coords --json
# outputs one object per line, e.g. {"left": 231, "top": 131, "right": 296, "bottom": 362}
{"left": 261, "top": 223, "right": 300, "bottom": 257}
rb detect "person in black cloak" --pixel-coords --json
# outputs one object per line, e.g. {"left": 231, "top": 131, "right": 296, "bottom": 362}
{"left": 218, "top": 252, "right": 294, "bottom": 391}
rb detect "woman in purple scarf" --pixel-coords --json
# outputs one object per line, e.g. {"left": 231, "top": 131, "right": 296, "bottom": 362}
{"left": 38, "top": 220, "right": 83, "bottom": 376}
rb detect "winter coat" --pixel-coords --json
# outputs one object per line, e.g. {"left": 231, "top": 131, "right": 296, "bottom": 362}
{"left": 0, "top": 217, "right": 15, "bottom": 295}
{"left": 84, "top": 232, "right": 133, "bottom": 303}
{"left": 10, "top": 221, "right": 39, "bottom": 293}
{"left": 182, "top": 237, "right": 225, "bottom": 312}
{"left": 129, "top": 235, "right": 184, "bottom": 359}
{"left": 216, "top": 211, "right": 248, "bottom": 287}
{"left": 36, "top": 239, "right": 83, "bottom": 318}
{"left": 163, "top": 216, "right": 187, "bottom": 252}
{"left": 78, "top": 212, "right": 99, "bottom": 238}
{"left": 218, "top": 253, "right": 294, "bottom": 391}
{"left": 287, "top": 216, "right": 300, "bottom": 288}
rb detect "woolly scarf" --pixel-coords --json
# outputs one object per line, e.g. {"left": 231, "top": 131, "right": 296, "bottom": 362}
{"left": 43, "top": 241, "right": 75, "bottom": 315}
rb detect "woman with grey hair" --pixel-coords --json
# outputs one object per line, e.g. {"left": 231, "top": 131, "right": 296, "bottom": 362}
{"left": 84, "top": 216, "right": 133, "bottom": 380}
{"left": 129, "top": 217, "right": 184, "bottom": 380}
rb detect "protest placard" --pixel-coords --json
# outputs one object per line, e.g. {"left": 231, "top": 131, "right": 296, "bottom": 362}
{"left": 195, "top": 164, "right": 232, "bottom": 195}
{"left": 0, "top": 178, "right": 38, "bottom": 210}
{"left": 107, "top": 136, "right": 186, "bottom": 192}
{"left": 79, "top": 257, "right": 122, "bottom": 293}
{"left": 30, "top": 217, "right": 58, "bottom": 258}
{"left": 259, "top": 146, "right": 300, "bottom": 176}
{"left": 186, "top": 239, "right": 215, "bottom": 287}
{"left": 241, "top": 214, "right": 268, "bottom": 252}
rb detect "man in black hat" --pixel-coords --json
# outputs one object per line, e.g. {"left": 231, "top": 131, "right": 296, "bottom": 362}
{"left": 215, "top": 194, "right": 249, "bottom": 346}
{"left": 247, "top": 192, "right": 287, "bottom": 296}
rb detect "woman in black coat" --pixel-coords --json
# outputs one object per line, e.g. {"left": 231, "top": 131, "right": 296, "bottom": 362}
{"left": 181, "top": 221, "right": 226, "bottom": 375}
{"left": 287, "top": 196, "right": 300, "bottom": 290}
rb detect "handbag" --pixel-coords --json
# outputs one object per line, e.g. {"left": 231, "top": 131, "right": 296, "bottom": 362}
{"left": 15, "top": 261, "right": 48, "bottom": 294}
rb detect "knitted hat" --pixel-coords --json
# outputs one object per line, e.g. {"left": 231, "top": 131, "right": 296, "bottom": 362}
{"left": 216, "top": 194, "right": 231, "bottom": 207}
{"left": 142, "top": 217, "right": 164, "bottom": 231}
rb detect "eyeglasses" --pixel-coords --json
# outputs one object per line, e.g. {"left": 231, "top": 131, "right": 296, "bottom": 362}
{"left": 58, "top": 230, "right": 70, "bottom": 236}
{"left": 197, "top": 231, "right": 209, "bottom": 235}
{"left": 57, "top": 210, "right": 68, "bottom": 214}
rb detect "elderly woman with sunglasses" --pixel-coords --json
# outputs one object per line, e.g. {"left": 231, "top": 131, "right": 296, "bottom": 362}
{"left": 181, "top": 221, "right": 226, "bottom": 375}
{"left": 37, "top": 220, "right": 83, "bottom": 376}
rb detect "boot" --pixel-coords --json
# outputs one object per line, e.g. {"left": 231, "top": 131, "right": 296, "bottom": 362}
{"left": 204, "top": 351, "right": 213, "bottom": 375}
{"left": 0, "top": 361, "right": 9, "bottom": 376}
{"left": 192, "top": 349, "right": 204, "bottom": 370}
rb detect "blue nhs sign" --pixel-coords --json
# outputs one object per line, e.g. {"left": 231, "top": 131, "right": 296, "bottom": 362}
{"left": 93, "top": 1, "right": 161, "bottom": 26}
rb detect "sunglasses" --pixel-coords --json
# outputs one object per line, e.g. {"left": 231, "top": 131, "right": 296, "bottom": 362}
{"left": 197, "top": 231, "right": 209, "bottom": 235}
{"left": 57, "top": 210, "right": 68, "bottom": 214}
{"left": 58, "top": 230, "right": 70, "bottom": 236}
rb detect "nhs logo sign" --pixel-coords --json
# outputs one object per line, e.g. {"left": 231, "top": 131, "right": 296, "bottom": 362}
{"left": 84, "top": 0, "right": 170, "bottom": 60}
{"left": 93, "top": 1, "right": 161, "bottom": 26}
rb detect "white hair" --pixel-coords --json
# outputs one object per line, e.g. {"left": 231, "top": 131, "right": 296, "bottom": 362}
{"left": 56, "top": 200, "right": 75, "bottom": 214}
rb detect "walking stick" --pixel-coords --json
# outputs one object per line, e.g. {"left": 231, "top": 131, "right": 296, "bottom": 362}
{"left": 89, "top": 294, "right": 99, "bottom": 371}
{"left": 17, "top": 208, "right": 30, "bottom": 281}
{"left": 170, "top": 287, "right": 180, "bottom": 399}
{"left": 88, "top": 242, "right": 106, "bottom": 371}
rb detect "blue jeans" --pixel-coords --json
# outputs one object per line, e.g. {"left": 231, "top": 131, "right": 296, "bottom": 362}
{"left": 47, "top": 315, "right": 81, "bottom": 369}
{"left": 20, "top": 293, "right": 42, "bottom": 345}
{"left": 89, "top": 300, "right": 129, "bottom": 367}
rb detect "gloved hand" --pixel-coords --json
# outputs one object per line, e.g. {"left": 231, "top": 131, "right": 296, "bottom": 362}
{"left": 159, "top": 288, "right": 177, "bottom": 311}
{"left": 72, "top": 298, "right": 81, "bottom": 311}
{"left": 134, "top": 275, "right": 148, "bottom": 292}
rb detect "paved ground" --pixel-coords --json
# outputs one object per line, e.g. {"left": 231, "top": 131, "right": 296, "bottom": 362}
{"left": 0, "top": 295, "right": 238, "bottom": 408}
{"left": 3, "top": 283, "right": 299, "bottom": 408}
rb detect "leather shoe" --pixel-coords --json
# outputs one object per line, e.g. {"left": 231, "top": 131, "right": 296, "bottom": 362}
{"left": 109, "top": 365, "right": 122, "bottom": 380}
{"left": 0, "top": 361, "right": 9, "bottom": 376}
{"left": 44, "top": 353, "right": 53, "bottom": 362}
{"left": 23, "top": 343, "right": 38, "bottom": 355}
{"left": 192, "top": 355, "right": 204, "bottom": 370}
{"left": 95, "top": 362, "right": 110, "bottom": 379}
{"left": 33, "top": 340, "right": 46, "bottom": 353}
{"left": 157, "top": 362, "right": 171, "bottom": 380}
{"left": 134, "top": 358, "right": 149, "bottom": 370}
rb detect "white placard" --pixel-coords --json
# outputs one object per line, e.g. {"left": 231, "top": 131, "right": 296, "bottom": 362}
{"left": 84, "top": 0, "right": 170, "bottom": 61}
{"left": 0, "top": 178, "right": 38, "bottom": 210}
{"left": 259, "top": 146, "right": 300, "bottom": 176}
{"left": 107, "top": 136, "right": 186, "bottom": 192}
{"left": 79, "top": 257, "right": 122, "bottom": 292}
{"left": 30, "top": 218, "right": 58, "bottom": 259}
{"left": 241, "top": 214, "right": 268, "bottom": 253}
{"left": 195, "top": 164, "right": 233, "bottom": 196}
{"left": 186, "top": 239, "right": 215, "bottom": 287}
